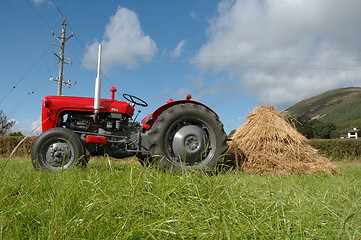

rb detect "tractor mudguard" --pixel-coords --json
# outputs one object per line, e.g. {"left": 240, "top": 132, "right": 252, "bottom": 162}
{"left": 141, "top": 96, "right": 219, "bottom": 130}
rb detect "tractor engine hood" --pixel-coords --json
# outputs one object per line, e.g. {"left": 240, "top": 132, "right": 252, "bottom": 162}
{"left": 41, "top": 95, "right": 134, "bottom": 132}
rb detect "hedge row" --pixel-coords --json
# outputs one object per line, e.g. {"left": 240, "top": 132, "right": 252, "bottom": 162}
{"left": 309, "top": 139, "right": 361, "bottom": 161}
{"left": 1, "top": 136, "right": 360, "bottom": 161}
{"left": 0, "top": 136, "right": 36, "bottom": 158}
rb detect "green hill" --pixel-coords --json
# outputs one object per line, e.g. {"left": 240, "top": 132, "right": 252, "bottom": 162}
{"left": 286, "top": 87, "right": 361, "bottom": 132}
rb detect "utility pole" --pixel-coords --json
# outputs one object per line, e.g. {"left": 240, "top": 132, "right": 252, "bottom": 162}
{"left": 51, "top": 18, "right": 74, "bottom": 95}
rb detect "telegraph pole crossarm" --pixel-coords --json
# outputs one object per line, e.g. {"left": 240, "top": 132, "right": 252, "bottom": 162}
{"left": 51, "top": 17, "right": 74, "bottom": 96}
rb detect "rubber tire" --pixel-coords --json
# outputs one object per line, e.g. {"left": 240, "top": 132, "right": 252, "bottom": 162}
{"left": 149, "top": 103, "right": 228, "bottom": 172}
{"left": 31, "top": 128, "right": 86, "bottom": 171}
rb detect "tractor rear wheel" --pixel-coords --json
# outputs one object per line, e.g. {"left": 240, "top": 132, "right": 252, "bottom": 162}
{"left": 149, "top": 103, "right": 227, "bottom": 172}
{"left": 31, "top": 128, "right": 87, "bottom": 171}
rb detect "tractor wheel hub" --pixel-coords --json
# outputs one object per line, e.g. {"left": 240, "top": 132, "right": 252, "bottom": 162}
{"left": 46, "top": 142, "right": 71, "bottom": 164}
{"left": 172, "top": 125, "right": 206, "bottom": 164}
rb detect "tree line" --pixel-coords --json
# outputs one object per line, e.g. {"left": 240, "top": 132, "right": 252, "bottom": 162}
{"left": 287, "top": 116, "right": 338, "bottom": 139}
{"left": 0, "top": 110, "right": 15, "bottom": 135}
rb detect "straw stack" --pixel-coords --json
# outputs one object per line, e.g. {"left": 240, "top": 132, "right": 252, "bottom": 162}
{"left": 228, "top": 106, "right": 339, "bottom": 175}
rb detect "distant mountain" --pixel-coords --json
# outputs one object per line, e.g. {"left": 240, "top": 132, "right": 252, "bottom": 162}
{"left": 286, "top": 87, "right": 361, "bottom": 131}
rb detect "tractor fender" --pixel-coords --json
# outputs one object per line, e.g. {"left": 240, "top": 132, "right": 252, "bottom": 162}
{"left": 141, "top": 98, "right": 219, "bottom": 130}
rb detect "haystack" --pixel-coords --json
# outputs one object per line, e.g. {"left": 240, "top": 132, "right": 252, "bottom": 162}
{"left": 227, "top": 106, "right": 339, "bottom": 175}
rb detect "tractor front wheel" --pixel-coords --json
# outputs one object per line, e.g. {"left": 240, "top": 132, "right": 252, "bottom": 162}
{"left": 31, "top": 128, "right": 87, "bottom": 171}
{"left": 149, "top": 103, "right": 227, "bottom": 172}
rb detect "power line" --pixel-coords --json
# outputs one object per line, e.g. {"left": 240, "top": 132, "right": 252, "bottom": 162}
{"left": 27, "top": 0, "right": 78, "bottom": 95}
{"left": 25, "top": 0, "right": 53, "bottom": 30}
{"left": 51, "top": 0, "right": 116, "bottom": 88}
{"left": 8, "top": 91, "right": 35, "bottom": 119}
{"left": 68, "top": 34, "right": 116, "bottom": 88}
{"left": 33, "top": 0, "right": 116, "bottom": 90}
{"left": 7, "top": 63, "right": 57, "bottom": 119}
{"left": 27, "top": 0, "right": 361, "bottom": 73}
{"left": 50, "top": 0, "right": 66, "bottom": 19}
{"left": 51, "top": 18, "right": 75, "bottom": 95}
{"left": 0, "top": 49, "right": 49, "bottom": 105}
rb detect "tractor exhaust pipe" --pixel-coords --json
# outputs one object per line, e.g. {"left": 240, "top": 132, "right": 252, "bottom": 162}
{"left": 93, "top": 44, "right": 102, "bottom": 121}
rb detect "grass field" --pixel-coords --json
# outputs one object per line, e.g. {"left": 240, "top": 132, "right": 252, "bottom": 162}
{"left": 1, "top": 158, "right": 361, "bottom": 239}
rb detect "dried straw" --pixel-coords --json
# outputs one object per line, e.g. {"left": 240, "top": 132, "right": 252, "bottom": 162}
{"left": 227, "top": 106, "right": 339, "bottom": 175}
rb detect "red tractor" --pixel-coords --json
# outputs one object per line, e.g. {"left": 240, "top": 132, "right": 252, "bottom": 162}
{"left": 31, "top": 46, "right": 227, "bottom": 172}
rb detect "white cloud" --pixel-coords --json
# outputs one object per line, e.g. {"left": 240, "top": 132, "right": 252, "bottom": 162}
{"left": 189, "top": 11, "right": 200, "bottom": 22}
{"left": 82, "top": 7, "right": 157, "bottom": 71}
{"left": 11, "top": 118, "right": 42, "bottom": 136}
{"left": 171, "top": 88, "right": 192, "bottom": 99}
{"left": 193, "top": 0, "right": 361, "bottom": 107}
{"left": 33, "top": 0, "right": 46, "bottom": 5}
{"left": 171, "top": 40, "right": 186, "bottom": 58}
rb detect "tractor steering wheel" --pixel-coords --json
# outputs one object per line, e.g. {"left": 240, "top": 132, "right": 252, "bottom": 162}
{"left": 123, "top": 94, "right": 148, "bottom": 107}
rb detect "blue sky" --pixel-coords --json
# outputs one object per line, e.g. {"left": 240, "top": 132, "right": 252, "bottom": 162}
{"left": 1, "top": 0, "right": 361, "bottom": 135}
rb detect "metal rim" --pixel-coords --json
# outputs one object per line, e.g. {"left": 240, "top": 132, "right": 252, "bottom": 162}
{"left": 39, "top": 137, "right": 75, "bottom": 170}
{"left": 165, "top": 118, "right": 216, "bottom": 168}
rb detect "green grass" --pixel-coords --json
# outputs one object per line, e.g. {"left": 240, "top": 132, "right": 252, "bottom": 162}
{"left": 1, "top": 159, "right": 361, "bottom": 239}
